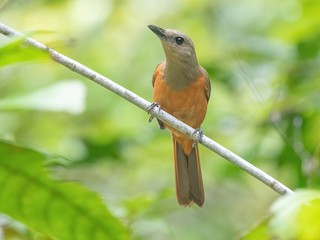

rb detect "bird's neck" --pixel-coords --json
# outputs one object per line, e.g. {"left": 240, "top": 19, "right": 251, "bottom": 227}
{"left": 163, "top": 59, "right": 201, "bottom": 90}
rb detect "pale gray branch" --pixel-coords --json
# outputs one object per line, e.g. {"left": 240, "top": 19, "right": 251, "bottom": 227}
{"left": 0, "top": 22, "right": 294, "bottom": 196}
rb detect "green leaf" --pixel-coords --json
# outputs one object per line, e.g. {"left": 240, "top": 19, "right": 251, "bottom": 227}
{"left": 270, "top": 189, "right": 320, "bottom": 239}
{"left": 240, "top": 219, "right": 270, "bottom": 240}
{"left": 242, "top": 190, "right": 320, "bottom": 240}
{"left": 297, "top": 199, "right": 320, "bottom": 239}
{"left": 0, "top": 37, "right": 49, "bottom": 67}
{"left": 0, "top": 140, "right": 127, "bottom": 240}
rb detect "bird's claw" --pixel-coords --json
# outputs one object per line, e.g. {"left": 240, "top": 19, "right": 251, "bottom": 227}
{"left": 147, "top": 102, "right": 165, "bottom": 129}
{"left": 147, "top": 102, "right": 160, "bottom": 123}
{"left": 149, "top": 115, "right": 156, "bottom": 123}
{"left": 192, "top": 128, "right": 203, "bottom": 148}
{"left": 147, "top": 102, "right": 159, "bottom": 114}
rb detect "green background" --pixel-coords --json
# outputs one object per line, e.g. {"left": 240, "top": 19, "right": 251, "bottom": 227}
{"left": 0, "top": 0, "right": 319, "bottom": 239}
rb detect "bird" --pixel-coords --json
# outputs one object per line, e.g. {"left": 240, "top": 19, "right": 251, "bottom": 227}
{"left": 148, "top": 25, "right": 211, "bottom": 207}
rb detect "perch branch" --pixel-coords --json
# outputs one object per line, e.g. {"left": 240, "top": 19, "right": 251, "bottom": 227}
{"left": 0, "top": 22, "right": 294, "bottom": 196}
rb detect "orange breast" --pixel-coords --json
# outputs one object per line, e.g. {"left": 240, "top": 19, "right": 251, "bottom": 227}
{"left": 152, "top": 63, "right": 208, "bottom": 153}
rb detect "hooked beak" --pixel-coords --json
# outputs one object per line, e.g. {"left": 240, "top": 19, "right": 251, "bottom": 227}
{"left": 148, "top": 25, "right": 166, "bottom": 39}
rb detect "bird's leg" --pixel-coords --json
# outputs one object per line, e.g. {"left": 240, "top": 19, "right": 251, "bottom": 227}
{"left": 147, "top": 102, "right": 165, "bottom": 129}
{"left": 192, "top": 128, "right": 204, "bottom": 148}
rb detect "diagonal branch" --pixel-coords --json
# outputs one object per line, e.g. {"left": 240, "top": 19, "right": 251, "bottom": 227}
{"left": 0, "top": 22, "right": 294, "bottom": 196}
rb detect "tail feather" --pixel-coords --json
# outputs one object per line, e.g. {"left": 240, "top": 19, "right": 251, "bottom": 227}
{"left": 188, "top": 147, "right": 204, "bottom": 206}
{"left": 173, "top": 139, "right": 204, "bottom": 207}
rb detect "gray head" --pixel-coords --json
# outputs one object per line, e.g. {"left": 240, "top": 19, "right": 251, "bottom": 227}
{"left": 148, "top": 25, "right": 198, "bottom": 67}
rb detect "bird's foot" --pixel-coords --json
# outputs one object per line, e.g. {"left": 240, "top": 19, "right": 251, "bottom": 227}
{"left": 147, "top": 102, "right": 165, "bottom": 129}
{"left": 192, "top": 128, "right": 204, "bottom": 148}
{"left": 147, "top": 102, "right": 160, "bottom": 122}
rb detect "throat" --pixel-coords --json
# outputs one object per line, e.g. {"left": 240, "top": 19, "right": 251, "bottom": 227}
{"left": 164, "top": 61, "right": 200, "bottom": 90}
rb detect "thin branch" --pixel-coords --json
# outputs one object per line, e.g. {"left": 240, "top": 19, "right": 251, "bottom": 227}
{"left": 0, "top": 22, "right": 294, "bottom": 196}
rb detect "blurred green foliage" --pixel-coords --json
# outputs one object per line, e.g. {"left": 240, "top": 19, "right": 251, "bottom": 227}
{"left": 0, "top": 37, "right": 48, "bottom": 67}
{"left": 0, "top": 141, "right": 127, "bottom": 240}
{"left": 242, "top": 190, "right": 320, "bottom": 239}
{"left": 0, "top": 0, "right": 319, "bottom": 239}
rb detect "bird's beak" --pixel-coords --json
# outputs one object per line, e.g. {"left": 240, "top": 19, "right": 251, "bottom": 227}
{"left": 148, "top": 25, "right": 166, "bottom": 39}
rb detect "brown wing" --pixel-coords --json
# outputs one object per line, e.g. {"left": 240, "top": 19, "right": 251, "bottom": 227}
{"left": 152, "top": 61, "right": 165, "bottom": 87}
{"left": 200, "top": 66, "right": 211, "bottom": 102}
{"left": 151, "top": 61, "right": 166, "bottom": 129}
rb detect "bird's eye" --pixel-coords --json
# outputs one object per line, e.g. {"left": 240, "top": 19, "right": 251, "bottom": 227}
{"left": 175, "top": 37, "right": 184, "bottom": 45}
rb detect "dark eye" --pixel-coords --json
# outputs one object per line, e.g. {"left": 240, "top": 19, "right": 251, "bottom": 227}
{"left": 175, "top": 37, "right": 184, "bottom": 45}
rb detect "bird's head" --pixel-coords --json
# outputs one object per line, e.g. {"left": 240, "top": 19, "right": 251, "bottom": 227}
{"left": 148, "top": 25, "right": 198, "bottom": 65}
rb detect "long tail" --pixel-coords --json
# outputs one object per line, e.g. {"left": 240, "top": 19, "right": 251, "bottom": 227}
{"left": 173, "top": 139, "right": 204, "bottom": 207}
